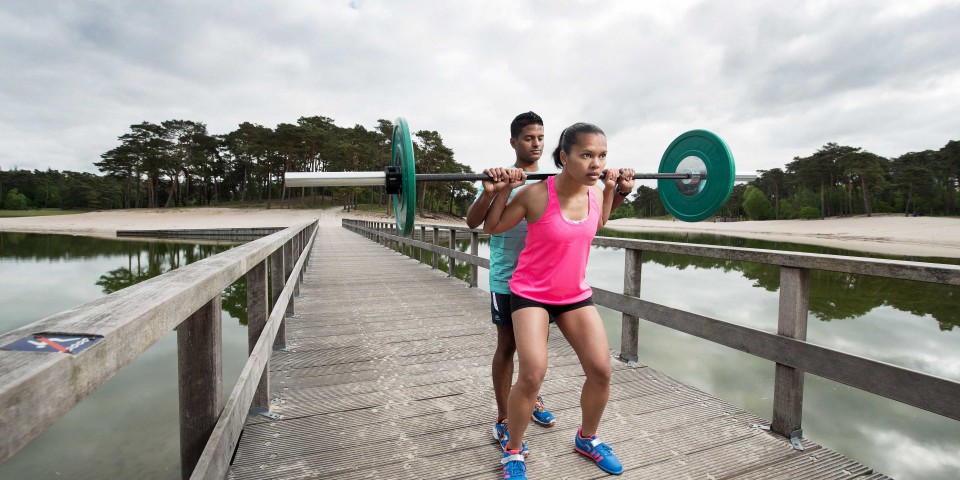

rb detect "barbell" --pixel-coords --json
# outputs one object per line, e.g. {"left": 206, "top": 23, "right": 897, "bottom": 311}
{"left": 285, "top": 117, "right": 751, "bottom": 235}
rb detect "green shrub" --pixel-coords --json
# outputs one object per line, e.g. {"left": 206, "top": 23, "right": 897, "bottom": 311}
{"left": 3, "top": 188, "right": 29, "bottom": 210}
{"left": 799, "top": 206, "right": 820, "bottom": 219}
{"left": 742, "top": 186, "right": 774, "bottom": 220}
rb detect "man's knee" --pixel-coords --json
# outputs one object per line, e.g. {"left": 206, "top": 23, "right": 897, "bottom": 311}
{"left": 495, "top": 326, "right": 517, "bottom": 353}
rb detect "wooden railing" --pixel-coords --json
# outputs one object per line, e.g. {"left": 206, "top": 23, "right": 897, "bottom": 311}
{"left": 0, "top": 221, "right": 318, "bottom": 480}
{"left": 343, "top": 218, "right": 960, "bottom": 442}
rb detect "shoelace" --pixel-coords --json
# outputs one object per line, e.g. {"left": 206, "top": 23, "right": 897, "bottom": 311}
{"left": 503, "top": 458, "right": 526, "bottom": 477}
{"left": 591, "top": 439, "right": 614, "bottom": 457}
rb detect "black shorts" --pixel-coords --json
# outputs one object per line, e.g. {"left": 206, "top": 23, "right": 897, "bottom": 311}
{"left": 490, "top": 292, "right": 514, "bottom": 326}
{"left": 490, "top": 292, "right": 557, "bottom": 326}
{"left": 510, "top": 294, "right": 594, "bottom": 318}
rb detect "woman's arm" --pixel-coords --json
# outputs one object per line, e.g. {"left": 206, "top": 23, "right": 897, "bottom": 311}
{"left": 483, "top": 170, "right": 528, "bottom": 234}
{"left": 465, "top": 167, "right": 512, "bottom": 229}
{"left": 599, "top": 168, "right": 618, "bottom": 228}
{"left": 598, "top": 168, "right": 635, "bottom": 229}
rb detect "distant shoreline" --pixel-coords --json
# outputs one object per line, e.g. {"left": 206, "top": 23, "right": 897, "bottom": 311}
{"left": 1, "top": 208, "right": 958, "bottom": 259}
{"left": 604, "top": 214, "right": 960, "bottom": 258}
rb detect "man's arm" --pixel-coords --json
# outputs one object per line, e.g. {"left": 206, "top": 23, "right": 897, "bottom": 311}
{"left": 466, "top": 190, "right": 497, "bottom": 229}
{"left": 465, "top": 168, "right": 511, "bottom": 229}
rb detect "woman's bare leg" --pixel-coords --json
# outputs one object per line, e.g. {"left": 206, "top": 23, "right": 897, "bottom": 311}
{"left": 555, "top": 306, "right": 612, "bottom": 436}
{"left": 505, "top": 307, "right": 550, "bottom": 451}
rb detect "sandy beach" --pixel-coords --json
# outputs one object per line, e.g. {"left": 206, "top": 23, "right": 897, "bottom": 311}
{"left": 605, "top": 215, "right": 960, "bottom": 258}
{"left": 1, "top": 208, "right": 958, "bottom": 258}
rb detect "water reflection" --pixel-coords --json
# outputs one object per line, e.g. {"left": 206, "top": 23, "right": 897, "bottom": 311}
{"left": 0, "top": 232, "right": 249, "bottom": 480}
{"left": 596, "top": 229, "right": 960, "bottom": 331}
{"left": 95, "top": 248, "right": 249, "bottom": 326}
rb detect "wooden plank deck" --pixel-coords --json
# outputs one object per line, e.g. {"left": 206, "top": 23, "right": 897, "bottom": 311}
{"left": 228, "top": 225, "right": 889, "bottom": 479}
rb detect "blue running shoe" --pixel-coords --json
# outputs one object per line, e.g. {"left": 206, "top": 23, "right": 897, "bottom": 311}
{"left": 494, "top": 420, "right": 529, "bottom": 456}
{"left": 573, "top": 427, "right": 623, "bottom": 475}
{"left": 530, "top": 395, "right": 556, "bottom": 427}
{"left": 501, "top": 449, "right": 527, "bottom": 480}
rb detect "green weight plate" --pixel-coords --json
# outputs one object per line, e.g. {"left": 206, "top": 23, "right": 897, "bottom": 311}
{"left": 391, "top": 117, "right": 417, "bottom": 235}
{"left": 657, "top": 130, "right": 735, "bottom": 222}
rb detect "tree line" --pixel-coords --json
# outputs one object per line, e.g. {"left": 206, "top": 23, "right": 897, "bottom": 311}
{"left": 1, "top": 116, "right": 479, "bottom": 215}
{"left": 2, "top": 117, "right": 957, "bottom": 220}
{"left": 616, "top": 139, "right": 959, "bottom": 220}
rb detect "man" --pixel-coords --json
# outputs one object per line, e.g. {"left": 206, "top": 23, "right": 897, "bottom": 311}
{"left": 466, "top": 111, "right": 556, "bottom": 454}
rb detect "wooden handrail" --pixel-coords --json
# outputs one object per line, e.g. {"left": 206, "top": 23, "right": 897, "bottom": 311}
{"left": 0, "top": 221, "right": 317, "bottom": 472}
{"left": 343, "top": 219, "right": 960, "bottom": 432}
{"left": 189, "top": 224, "right": 317, "bottom": 479}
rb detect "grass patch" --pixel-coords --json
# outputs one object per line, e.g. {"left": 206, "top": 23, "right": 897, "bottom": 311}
{"left": 353, "top": 203, "right": 391, "bottom": 213}
{"left": 0, "top": 208, "right": 88, "bottom": 218}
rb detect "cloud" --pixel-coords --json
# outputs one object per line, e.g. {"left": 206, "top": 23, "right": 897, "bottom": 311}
{"left": 1, "top": 0, "right": 958, "bottom": 179}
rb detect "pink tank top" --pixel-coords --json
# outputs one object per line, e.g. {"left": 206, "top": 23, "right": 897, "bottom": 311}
{"left": 509, "top": 176, "right": 599, "bottom": 305}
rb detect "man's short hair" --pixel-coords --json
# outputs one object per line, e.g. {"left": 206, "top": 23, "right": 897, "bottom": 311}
{"left": 510, "top": 111, "right": 544, "bottom": 139}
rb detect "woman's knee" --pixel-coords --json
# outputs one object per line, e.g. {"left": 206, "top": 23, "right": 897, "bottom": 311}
{"left": 515, "top": 363, "right": 547, "bottom": 390}
{"left": 583, "top": 360, "right": 611, "bottom": 384}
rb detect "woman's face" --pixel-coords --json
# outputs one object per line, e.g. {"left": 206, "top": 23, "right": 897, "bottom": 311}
{"left": 561, "top": 133, "right": 607, "bottom": 185}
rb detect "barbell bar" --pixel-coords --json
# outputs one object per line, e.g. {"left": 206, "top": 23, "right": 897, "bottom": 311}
{"left": 285, "top": 117, "right": 753, "bottom": 235}
{"left": 286, "top": 170, "right": 758, "bottom": 186}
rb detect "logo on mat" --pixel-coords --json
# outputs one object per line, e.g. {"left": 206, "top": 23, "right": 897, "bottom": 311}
{"left": 1, "top": 333, "right": 104, "bottom": 355}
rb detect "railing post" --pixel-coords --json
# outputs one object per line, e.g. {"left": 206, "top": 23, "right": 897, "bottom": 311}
{"left": 432, "top": 227, "right": 440, "bottom": 270}
{"left": 772, "top": 266, "right": 810, "bottom": 439}
{"left": 269, "top": 246, "right": 285, "bottom": 348}
{"left": 246, "top": 260, "right": 270, "bottom": 412}
{"left": 284, "top": 239, "right": 295, "bottom": 318}
{"left": 469, "top": 231, "right": 479, "bottom": 288}
{"left": 296, "top": 232, "right": 303, "bottom": 297}
{"left": 177, "top": 294, "right": 223, "bottom": 480}
{"left": 620, "top": 248, "right": 642, "bottom": 364}
{"left": 448, "top": 228, "right": 457, "bottom": 277}
{"left": 420, "top": 226, "right": 427, "bottom": 264}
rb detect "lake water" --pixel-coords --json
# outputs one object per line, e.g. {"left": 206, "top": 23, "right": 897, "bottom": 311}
{"left": 1, "top": 228, "right": 958, "bottom": 479}
{"left": 0, "top": 232, "right": 248, "bottom": 479}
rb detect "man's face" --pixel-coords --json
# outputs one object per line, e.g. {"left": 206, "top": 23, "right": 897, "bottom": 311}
{"left": 510, "top": 124, "right": 544, "bottom": 165}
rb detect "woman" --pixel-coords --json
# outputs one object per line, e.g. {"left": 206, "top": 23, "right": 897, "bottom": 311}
{"left": 483, "top": 122, "right": 634, "bottom": 479}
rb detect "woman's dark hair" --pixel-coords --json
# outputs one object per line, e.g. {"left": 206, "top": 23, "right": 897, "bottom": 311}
{"left": 552, "top": 122, "right": 605, "bottom": 168}
{"left": 510, "top": 111, "right": 544, "bottom": 138}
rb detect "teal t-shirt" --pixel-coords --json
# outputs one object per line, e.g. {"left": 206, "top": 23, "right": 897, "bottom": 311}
{"left": 484, "top": 169, "right": 545, "bottom": 294}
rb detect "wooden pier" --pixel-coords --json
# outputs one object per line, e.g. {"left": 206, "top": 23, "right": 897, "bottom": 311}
{"left": 227, "top": 224, "right": 890, "bottom": 479}
{"left": 6, "top": 218, "right": 959, "bottom": 479}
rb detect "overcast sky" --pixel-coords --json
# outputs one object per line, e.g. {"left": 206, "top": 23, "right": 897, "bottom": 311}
{"left": 2, "top": 0, "right": 959, "bottom": 182}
